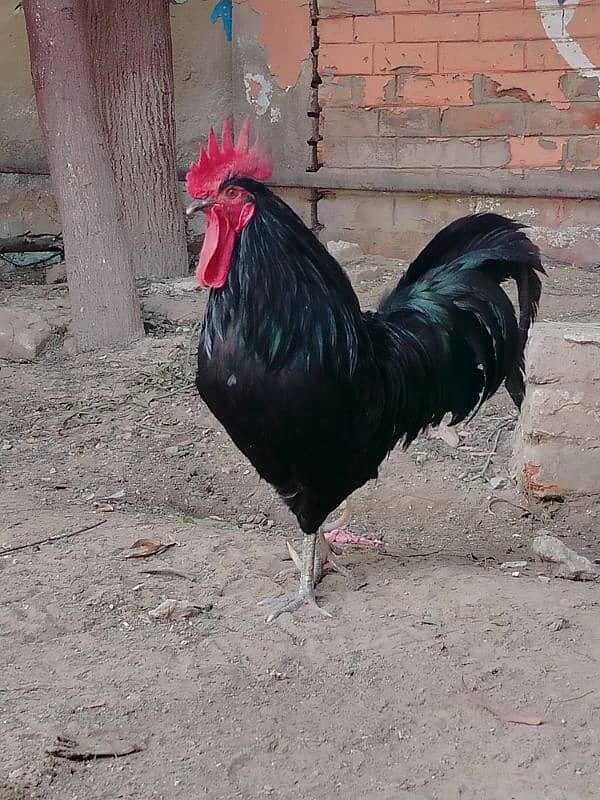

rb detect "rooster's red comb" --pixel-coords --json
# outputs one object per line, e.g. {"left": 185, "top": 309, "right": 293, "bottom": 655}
{"left": 186, "top": 117, "right": 273, "bottom": 198}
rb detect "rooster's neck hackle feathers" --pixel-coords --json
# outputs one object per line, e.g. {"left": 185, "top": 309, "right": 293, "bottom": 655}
{"left": 186, "top": 117, "right": 273, "bottom": 198}
{"left": 202, "top": 179, "right": 363, "bottom": 377}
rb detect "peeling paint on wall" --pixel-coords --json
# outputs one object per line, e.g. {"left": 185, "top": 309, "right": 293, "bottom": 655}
{"left": 243, "top": 71, "right": 281, "bottom": 122}
{"left": 235, "top": 0, "right": 310, "bottom": 89}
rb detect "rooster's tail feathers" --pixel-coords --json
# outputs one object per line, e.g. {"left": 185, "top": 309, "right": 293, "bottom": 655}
{"left": 377, "top": 213, "right": 544, "bottom": 441}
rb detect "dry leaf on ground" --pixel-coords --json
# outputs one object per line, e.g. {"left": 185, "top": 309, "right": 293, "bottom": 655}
{"left": 148, "top": 598, "right": 212, "bottom": 621}
{"left": 123, "top": 538, "right": 162, "bottom": 559}
{"left": 123, "top": 540, "right": 176, "bottom": 559}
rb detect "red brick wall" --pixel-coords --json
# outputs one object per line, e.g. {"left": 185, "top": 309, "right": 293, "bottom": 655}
{"left": 317, "top": 0, "right": 600, "bottom": 195}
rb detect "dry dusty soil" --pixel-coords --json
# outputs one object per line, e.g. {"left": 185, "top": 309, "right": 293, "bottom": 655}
{"left": 1, "top": 251, "right": 599, "bottom": 800}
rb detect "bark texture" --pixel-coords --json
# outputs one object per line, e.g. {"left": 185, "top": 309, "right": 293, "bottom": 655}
{"left": 89, "top": 0, "right": 188, "bottom": 278}
{"left": 23, "top": 0, "right": 143, "bottom": 350}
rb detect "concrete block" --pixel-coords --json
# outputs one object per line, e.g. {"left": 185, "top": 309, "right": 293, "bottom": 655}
{"left": 0, "top": 308, "right": 52, "bottom": 361}
{"left": 525, "top": 322, "right": 600, "bottom": 386}
{"left": 516, "top": 440, "right": 600, "bottom": 498}
{"left": 521, "top": 384, "right": 600, "bottom": 443}
{"left": 513, "top": 322, "right": 600, "bottom": 498}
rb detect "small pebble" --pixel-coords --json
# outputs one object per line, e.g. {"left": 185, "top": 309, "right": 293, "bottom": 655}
{"left": 549, "top": 617, "right": 569, "bottom": 632}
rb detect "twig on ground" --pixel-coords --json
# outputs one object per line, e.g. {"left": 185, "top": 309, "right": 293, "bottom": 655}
{"left": 479, "top": 418, "right": 514, "bottom": 478}
{"left": 140, "top": 566, "right": 196, "bottom": 581}
{"left": 0, "top": 519, "right": 107, "bottom": 555}
{"left": 555, "top": 689, "right": 594, "bottom": 704}
{"left": 148, "top": 383, "right": 195, "bottom": 404}
{"left": 487, "top": 496, "right": 542, "bottom": 522}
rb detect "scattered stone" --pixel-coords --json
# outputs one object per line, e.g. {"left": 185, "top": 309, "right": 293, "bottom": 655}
{"left": 549, "top": 617, "right": 570, "bottom": 632}
{"left": 0, "top": 307, "right": 52, "bottom": 361}
{"left": 148, "top": 598, "right": 212, "bottom": 621}
{"left": 326, "top": 240, "right": 362, "bottom": 260}
{"left": 427, "top": 422, "right": 460, "bottom": 448}
{"left": 532, "top": 532, "right": 599, "bottom": 581}
{"left": 500, "top": 560, "right": 528, "bottom": 570}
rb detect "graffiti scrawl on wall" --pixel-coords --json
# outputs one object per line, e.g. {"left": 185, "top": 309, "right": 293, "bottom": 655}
{"left": 536, "top": 0, "right": 600, "bottom": 96}
{"left": 210, "top": 0, "right": 232, "bottom": 42}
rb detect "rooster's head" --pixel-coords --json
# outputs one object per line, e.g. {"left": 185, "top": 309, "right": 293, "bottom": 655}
{"left": 185, "top": 117, "right": 273, "bottom": 289}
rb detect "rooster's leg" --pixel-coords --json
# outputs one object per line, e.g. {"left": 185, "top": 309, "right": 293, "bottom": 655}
{"left": 314, "top": 530, "right": 353, "bottom": 583}
{"left": 277, "top": 530, "right": 352, "bottom": 584}
{"left": 260, "top": 532, "right": 332, "bottom": 623}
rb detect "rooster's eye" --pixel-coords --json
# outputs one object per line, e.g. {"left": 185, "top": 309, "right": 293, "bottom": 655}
{"left": 225, "top": 186, "right": 239, "bottom": 199}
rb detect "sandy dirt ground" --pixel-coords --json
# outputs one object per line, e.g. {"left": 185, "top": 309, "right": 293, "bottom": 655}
{"left": 1, "top": 251, "right": 599, "bottom": 800}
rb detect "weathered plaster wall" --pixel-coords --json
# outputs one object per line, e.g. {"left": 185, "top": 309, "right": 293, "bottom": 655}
{"left": 0, "top": 1, "right": 232, "bottom": 175}
{"left": 0, "top": 3, "right": 44, "bottom": 172}
{"left": 232, "top": 0, "right": 313, "bottom": 185}
{"left": 172, "top": 1, "right": 233, "bottom": 171}
{"left": 0, "top": 173, "right": 59, "bottom": 238}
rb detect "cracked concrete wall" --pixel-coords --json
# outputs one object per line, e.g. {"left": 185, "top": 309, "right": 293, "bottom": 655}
{"left": 318, "top": 188, "right": 600, "bottom": 266}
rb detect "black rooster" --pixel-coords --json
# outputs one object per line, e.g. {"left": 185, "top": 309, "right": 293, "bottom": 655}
{"left": 186, "top": 119, "right": 544, "bottom": 621}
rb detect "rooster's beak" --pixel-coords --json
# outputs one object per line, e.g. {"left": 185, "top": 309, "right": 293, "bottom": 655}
{"left": 186, "top": 198, "right": 213, "bottom": 217}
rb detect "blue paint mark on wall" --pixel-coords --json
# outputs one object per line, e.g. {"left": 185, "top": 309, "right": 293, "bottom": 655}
{"left": 211, "top": 0, "right": 232, "bottom": 42}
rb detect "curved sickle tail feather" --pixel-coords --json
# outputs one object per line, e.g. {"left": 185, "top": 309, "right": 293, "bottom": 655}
{"left": 504, "top": 252, "right": 544, "bottom": 406}
{"left": 377, "top": 213, "right": 545, "bottom": 446}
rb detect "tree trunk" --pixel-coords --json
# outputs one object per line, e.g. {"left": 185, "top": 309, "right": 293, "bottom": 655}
{"left": 23, "top": 0, "right": 143, "bottom": 351}
{"left": 89, "top": 0, "right": 188, "bottom": 278}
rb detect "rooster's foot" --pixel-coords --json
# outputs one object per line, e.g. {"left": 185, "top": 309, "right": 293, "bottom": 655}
{"left": 261, "top": 532, "right": 332, "bottom": 622}
{"left": 322, "top": 497, "right": 381, "bottom": 548}
{"left": 259, "top": 583, "right": 332, "bottom": 623}
{"left": 324, "top": 529, "right": 383, "bottom": 547}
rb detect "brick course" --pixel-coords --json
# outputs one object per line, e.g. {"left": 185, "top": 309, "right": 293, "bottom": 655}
{"left": 318, "top": 0, "right": 600, "bottom": 182}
